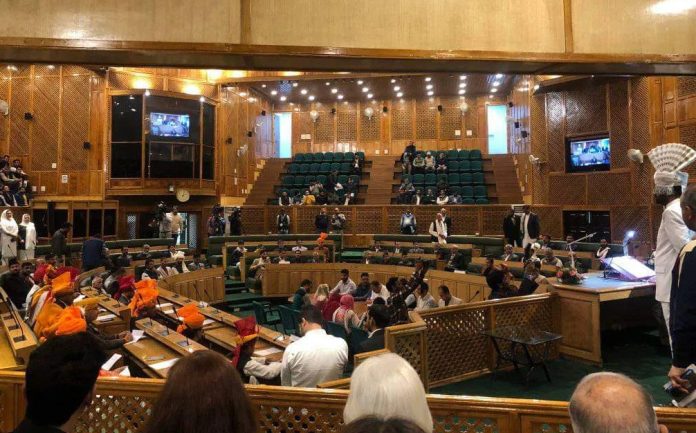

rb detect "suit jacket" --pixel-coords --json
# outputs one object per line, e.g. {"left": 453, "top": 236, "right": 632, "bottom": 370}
{"left": 358, "top": 329, "right": 385, "bottom": 353}
{"left": 520, "top": 213, "right": 541, "bottom": 239}
{"left": 503, "top": 215, "right": 520, "bottom": 240}
{"left": 670, "top": 239, "right": 696, "bottom": 368}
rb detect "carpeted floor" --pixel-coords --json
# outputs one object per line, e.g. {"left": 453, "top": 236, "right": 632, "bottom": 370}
{"left": 431, "top": 327, "right": 674, "bottom": 406}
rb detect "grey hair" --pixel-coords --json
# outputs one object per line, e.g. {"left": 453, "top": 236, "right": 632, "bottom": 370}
{"left": 569, "top": 372, "right": 659, "bottom": 433}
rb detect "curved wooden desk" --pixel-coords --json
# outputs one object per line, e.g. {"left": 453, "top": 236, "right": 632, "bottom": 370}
{"left": 549, "top": 273, "right": 655, "bottom": 365}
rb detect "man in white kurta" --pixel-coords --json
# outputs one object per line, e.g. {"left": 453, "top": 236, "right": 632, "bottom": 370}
{"left": 428, "top": 213, "right": 448, "bottom": 245}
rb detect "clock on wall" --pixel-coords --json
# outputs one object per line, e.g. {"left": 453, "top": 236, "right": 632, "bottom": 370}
{"left": 176, "top": 188, "right": 190, "bottom": 202}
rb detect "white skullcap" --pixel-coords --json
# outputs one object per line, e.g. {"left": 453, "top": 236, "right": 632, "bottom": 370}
{"left": 531, "top": 243, "right": 541, "bottom": 251}
{"left": 174, "top": 252, "right": 185, "bottom": 260}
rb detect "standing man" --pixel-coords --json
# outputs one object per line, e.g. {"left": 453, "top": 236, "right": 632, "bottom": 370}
{"left": 314, "top": 207, "right": 330, "bottom": 233}
{"left": 519, "top": 205, "right": 540, "bottom": 249}
{"left": 277, "top": 207, "right": 291, "bottom": 234}
{"left": 168, "top": 206, "right": 184, "bottom": 243}
{"left": 51, "top": 222, "right": 72, "bottom": 266}
{"left": 400, "top": 209, "right": 417, "bottom": 235}
{"left": 652, "top": 169, "right": 692, "bottom": 346}
{"left": 503, "top": 208, "right": 521, "bottom": 247}
{"left": 331, "top": 269, "right": 356, "bottom": 296}
{"left": 159, "top": 210, "right": 173, "bottom": 239}
{"left": 81, "top": 233, "right": 106, "bottom": 271}
{"left": 428, "top": 213, "right": 448, "bottom": 245}
{"left": 668, "top": 184, "right": 696, "bottom": 392}
{"left": 331, "top": 208, "right": 346, "bottom": 233}
{"left": 440, "top": 208, "right": 452, "bottom": 232}
{"left": 228, "top": 207, "right": 243, "bottom": 236}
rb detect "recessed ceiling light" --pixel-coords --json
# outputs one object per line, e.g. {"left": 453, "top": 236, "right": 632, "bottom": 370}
{"left": 262, "top": 84, "right": 266, "bottom": 88}
{"left": 429, "top": 97, "right": 435, "bottom": 102}
{"left": 391, "top": 79, "right": 396, "bottom": 83}
{"left": 331, "top": 88, "right": 338, "bottom": 94}
{"left": 144, "top": 90, "right": 151, "bottom": 96}
{"left": 459, "top": 75, "right": 467, "bottom": 80}
{"left": 396, "top": 92, "right": 403, "bottom": 98}
{"left": 400, "top": 98, "right": 405, "bottom": 103}
{"left": 280, "top": 96, "right": 287, "bottom": 101}
{"left": 394, "top": 86, "right": 401, "bottom": 92}
{"left": 458, "top": 90, "right": 466, "bottom": 95}
{"left": 239, "top": 92, "right": 247, "bottom": 97}
{"left": 357, "top": 80, "right": 363, "bottom": 85}
{"left": 426, "top": 84, "right": 433, "bottom": 90}
{"left": 300, "top": 89, "right": 308, "bottom": 95}
{"left": 343, "top": 101, "right": 348, "bottom": 105}
{"left": 325, "top": 82, "right": 330, "bottom": 86}
{"left": 493, "top": 81, "right": 501, "bottom": 87}
{"left": 427, "top": 91, "right": 434, "bottom": 96}
{"left": 362, "top": 87, "right": 369, "bottom": 93}
{"left": 337, "top": 94, "right": 344, "bottom": 100}
{"left": 271, "top": 90, "right": 278, "bottom": 95}
{"left": 308, "top": 95, "right": 315, "bottom": 101}
{"left": 533, "top": 84, "right": 540, "bottom": 90}
{"left": 491, "top": 88, "right": 498, "bottom": 93}
{"left": 495, "top": 73, "right": 504, "bottom": 79}
{"left": 47, "top": 65, "right": 55, "bottom": 70}
{"left": 289, "top": 102, "right": 294, "bottom": 106}
{"left": 424, "top": 77, "right": 431, "bottom": 82}
{"left": 459, "top": 83, "right": 467, "bottom": 88}
{"left": 367, "top": 93, "right": 373, "bottom": 98}
{"left": 489, "top": 95, "right": 494, "bottom": 98}
{"left": 292, "top": 82, "right": 298, "bottom": 87}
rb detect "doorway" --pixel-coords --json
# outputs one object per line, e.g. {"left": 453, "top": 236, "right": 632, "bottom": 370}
{"left": 273, "top": 112, "right": 292, "bottom": 158}
{"left": 487, "top": 104, "right": 508, "bottom": 155}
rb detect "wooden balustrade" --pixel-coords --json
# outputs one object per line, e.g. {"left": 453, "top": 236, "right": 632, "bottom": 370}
{"left": 1, "top": 370, "right": 696, "bottom": 433}
{"left": 159, "top": 268, "right": 226, "bottom": 304}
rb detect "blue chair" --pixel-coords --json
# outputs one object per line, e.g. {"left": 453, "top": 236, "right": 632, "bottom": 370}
{"left": 350, "top": 326, "right": 369, "bottom": 354}
{"left": 474, "top": 185, "right": 488, "bottom": 198}
{"left": 340, "top": 162, "right": 351, "bottom": 174}
{"left": 282, "top": 176, "right": 294, "bottom": 186}
{"left": 349, "top": 174, "right": 360, "bottom": 185}
{"left": 313, "top": 152, "right": 324, "bottom": 162}
{"left": 288, "top": 163, "right": 300, "bottom": 174}
{"left": 424, "top": 173, "right": 436, "bottom": 186}
{"left": 470, "top": 160, "right": 483, "bottom": 172}
{"left": 461, "top": 186, "right": 474, "bottom": 198}
{"left": 326, "top": 321, "right": 349, "bottom": 343}
{"left": 460, "top": 173, "right": 473, "bottom": 185}
{"left": 320, "top": 162, "right": 331, "bottom": 173}
{"left": 253, "top": 301, "right": 282, "bottom": 332}
{"left": 472, "top": 172, "right": 485, "bottom": 185}
{"left": 449, "top": 186, "right": 461, "bottom": 196}
{"left": 356, "top": 151, "right": 365, "bottom": 160}
{"left": 322, "top": 152, "right": 333, "bottom": 162}
{"left": 459, "top": 160, "right": 471, "bottom": 173}
{"left": 344, "top": 152, "right": 355, "bottom": 161}
{"left": 278, "top": 305, "right": 301, "bottom": 336}
{"left": 317, "top": 174, "right": 328, "bottom": 184}
{"left": 293, "top": 153, "right": 305, "bottom": 162}
{"left": 305, "top": 175, "right": 316, "bottom": 185}
{"left": 448, "top": 173, "right": 460, "bottom": 185}
{"left": 437, "top": 173, "right": 448, "bottom": 185}
{"left": 294, "top": 175, "right": 305, "bottom": 187}
{"left": 448, "top": 160, "right": 459, "bottom": 172}
{"left": 311, "top": 163, "right": 322, "bottom": 173}
{"left": 337, "top": 174, "right": 349, "bottom": 185}
{"left": 469, "top": 149, "right": 482, "bottom": 160}
{"left": 447, "top": 150, "right": 459, "bottom": 161}
{"left": 299, "top": 164, "right": 311, "bottom": 174}
{"left": 461, "top": 198, "right": 476, "bottom": 204}
{"left": 458, "top": 149, "right": 471, "bottom": 160}
{"left": 412, "top": 174, "right": 425, "bottom": 186}
{"left": 331, "top": 162, "right": 342, "bottom": 173}
{"left": 475, "top": 198, "right": 490, "bottom": 205}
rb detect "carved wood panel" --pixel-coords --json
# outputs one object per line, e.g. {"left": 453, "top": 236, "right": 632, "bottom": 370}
{"left": 314, "top": 111, "right": 334, "bottom": 144}
{"left": 587, "top": 172, "right": 632, "bottom": 206}
{"left": 546, "top": 92, "right": 565, "bottom": 173}
{"left": 609, "top": 81, "right": 629, "bottom": 169}
{"left": 359, "top": 108, "right": 380, "bottom": 141}
{"left": 391, "top": 102, "right": 413, "bottom": 141}
{"left": 533, "top": 206, "right": 563, "bottom": 238}
{"left": 440, "top": 107, "right": 462, "bottom": 141}
{"left": 416, "top": 100, "right": 437, "bottom": 140}
{"left": 32, "top": 75, "right": 60, "bottom": 170}
{"left": 611, "top": 206, "right": 651, "bottom": 244}
{"left": 61, "top": 74, "right": 91, "bottom": 170}
{"left": 565, "top": 82, "right": 607, "bottom": 135}
{"left": 354, "top": 207, "right": 384, "bottom": 233}
{"left": 481, "top": 206, "right": 510, "bottom": 236}
{"left": 292, "top": 111, "right": 311, "bottom": 148}
{"left": 336, "top": 107, "right": 357, "bottom": 143}
{"left": 9, "top": 77, "right": 31, "bottom": 156}
{"left": 0, "top": 79, "right": 7, "bottom": 150}
{"left": 677, "top": 77, "right": 696, "bottom": 97}
{"left": 548, "top": 174, "right": 586, "bottom": 205}
{"left": 531, "top": 93, "right": 548, "bottom": 204}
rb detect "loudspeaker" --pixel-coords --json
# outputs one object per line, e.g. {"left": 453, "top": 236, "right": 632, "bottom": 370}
{"left": 247, "top": 131, "right": 253, "bottom": 137}
{"left": 382, "top": 106, "right": 388, "bottom": 113}
{"left": 24, "top": 112, "right": 33, "bottom": 120}
{"left": 261, "top": 110, "right": 267, "bottom": 116}
{"left": 437, "top": 105, "right": 443, "bottom": 112}
{"left": 514, "top": 121, "right": 520, "bottom": 129}
{"left": 508, "top": 102, "right": 514, "bottom": 108}
{"left": 83, "top": 141, "right": 91, "bottom": 150}
{"left": 331, "top": 108, "right": 336, "bottom": 115}
{"left": 226, "top": 137, "right": 233, "bottom": 144}
{"left": 521, "top": 130, "right": 529, "bottom": 138}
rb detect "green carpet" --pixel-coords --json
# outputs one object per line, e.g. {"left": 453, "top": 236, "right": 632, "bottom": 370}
{"left": 431, "top": 328, "right": 673, "bottom": 405}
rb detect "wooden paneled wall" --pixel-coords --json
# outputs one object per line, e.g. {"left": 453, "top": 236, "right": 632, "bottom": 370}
{"left": 0, "top": 65, "right": 103, "bottom": 198}
{"left": 280, "top": 96, "right": 498, "bottom": 157}
{"left": 658, "top": 77, "right": 696, "bottom": 175}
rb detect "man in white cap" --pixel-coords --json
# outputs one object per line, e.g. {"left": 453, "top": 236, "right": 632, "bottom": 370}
{"left": 653, "top": 170, "right": 692, "bottom": 347}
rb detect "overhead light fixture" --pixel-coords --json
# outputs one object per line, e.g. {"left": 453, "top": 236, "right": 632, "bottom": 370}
{"left": 331, "top": 88, "right": 338, "bottom": 94}
{"left": 491, "top": 88, "right": 498, "bottom": 93}
{"left": 47, "top": 65, "right": 55, "bottom": 70}
{"left": 271, "top": 90, "right": 278, "bottom": 95}
{"left": 489, "top": 95, "right": 494, "bottom": 98}
{"left": 262, "top": 84, "right": 267, "bottom": 88}
{"left": 391, "top": 79, "right": 396, "bottom": 83}
{"left": 424, "top": 77, "right": 431, "bottom": 82}
{"left": 325, "top": 82, "right": 330, "bottom": 86}
{"left": 427, "top": 91, "right": 434, "bottom": 96}
{"left": 459, "top": 83, "right": 467, "bottom": 88}
{"left": 533, "top": 84, "right": 540, "bottom": 91}
{"left": 649, "top": 0, "right": 696, "bottom": 15}
{"left": 239, "top": 92, "right": 247, "bottom": 97}
{"left": 337, "top": 94, "right": 344, "bottom": 100}
{"left": 357, "top": 80, "right": 363, "bottom": 85}
{"left": 199, "top": 96, "right": 206, "bottom": 102}
{"left": 144, "top": 89, "right": 151, "bottom": 96}
{"left": 308, "top": 95, "right": 315, "bottom": 101}
{"left": 300, "top": 89, "right": 308, "bottom": 95}
{"left": 396, "top": 92, "right": 403, "bottom": 98}
{"left": 309, "top": 110, "right": 319, "bottom": 122}
{"left": 458, "top": 90, "right": 465, "bottom": 95}
{"left": 280, "top": 96, "right": 287, "bottom": 101}
{"left": 292, "top": 82, "right": 298, "bottom": 87}
{"left": 495, "top": 73, "right": 504, "bottom": 79}
{"left": 426, "top": 84, "right": 433, "bottom": 90}
{"left": 493, "top": 81, "right": 501, "bottom": 87}
{"left": 367, "top": 93, "right": 373, "bottom": 98}
{"left": 362, "top": 87, "right": 369, "bottom": 93}
{"left": 459, "top": 75, "right": 467, "bottom": 80}
{"left": 394, "top": 86, "right": 401, "bottom": 92}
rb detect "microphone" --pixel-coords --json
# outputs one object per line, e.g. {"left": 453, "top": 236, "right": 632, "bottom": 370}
{"left": 154, "top": 296, "right": 170, "bottom": 335}
{"left": 467, "top": 290, "right": 481, "bottom": 303}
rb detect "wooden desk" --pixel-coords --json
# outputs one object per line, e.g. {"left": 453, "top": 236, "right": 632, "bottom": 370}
{"left": 0, "top": 289, "right": 38, "bottom": 365}
{"left": 79, "top": 288, "right": 130, "bottom": 335}
{"left": 123, "top": 336, "right": 180, "bottom": 378}
{"left": 471, "top": 257, "right": 559, "bottom": 275}
{"left": 549, "top": 274, "right": 655, "bottom": 365}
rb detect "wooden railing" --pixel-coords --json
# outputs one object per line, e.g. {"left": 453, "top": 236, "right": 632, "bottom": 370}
{"left": 159, "top": 267, "right": 226, "bottom": 304}
{"left": 2, "top": 371, "right": 696, "bottom": 433}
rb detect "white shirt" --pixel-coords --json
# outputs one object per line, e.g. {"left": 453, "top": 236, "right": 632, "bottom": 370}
{"left": 655, "top": 198, "right": 693, "bottom": 303}
{"left": 542, "top": 257, "right": 563, "bottom": 268}
{"left": 292, "top": 246, "right": 308, "bottom": 252}
{"left": 243, "top": 358, "right": 282, "bottom": 382}
{"left": 596, "top": 247, "right": 610, "bottom": 260}
{"left": 281, "top": 329, "right": 348, "bottom": 387}
{"left": 415, "top": 293, "right": 438, "bottom": 311}
{"left": 438, "top": 296, "right": 463, "bottom": 307}
{"left": 368, "top": 285, "right": 390, "bottom": 302}
{"left": 429, "top": 220, "right": 448, "bottom": 244}
{"left": 168, "top": 213, "right": 184, "bottom": 234}
{"left": 332, "top": 278, "right": 356, "bottom": 295}
{"left": 436, "top": 196, "right": 449, "bottom": 205}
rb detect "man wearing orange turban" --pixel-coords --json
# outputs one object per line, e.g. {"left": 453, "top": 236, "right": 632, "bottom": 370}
{"left": 231, "top": 316, "right": 281, "bottom": 384}
{"left": 80, "top": 297, "right": 133, "bottom": 350}
{"left": 128, "top": 278, "right": 159, "bottom": 320}
{"left": 176, "top": 303, "right": 205, "bottom": 342}
{"left": 32, "top": 272, "right": 76, "bottom": 338}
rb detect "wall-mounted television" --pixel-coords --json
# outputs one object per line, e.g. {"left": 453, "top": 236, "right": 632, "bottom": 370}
{"left": 566, "top": 135, "right": 611, "bottom": 173}
{"left": 149, "top": 112, "right": 190, "bottom": 138}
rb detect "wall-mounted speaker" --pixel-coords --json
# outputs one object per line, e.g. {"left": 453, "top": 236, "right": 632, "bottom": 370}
{"left": 261, "top": 110, "right": 267, "bottom": 116}
{"left": 331, "top": 108, "right": 336, "bottom": 115}
{"left": 24, "top": 112, "right": 33, "bottom": 120}
{"left": 247, "top": 131, "right": 253, "bottom": 138}
{"left": 508, "top": 102, "right": 514, "bottom": 108}
{"left": 226, "top": 137, "right": 233, "bottom": 144}
{"left": 83, "top": 141, "right": 91, "bottom": 150}
{"left": 514, "top": 121, "right": 520, "bottom": 129}
{"left": 437, "top": 105, "right": 443, "bottom": 112}
{"left": 382, "top": 106, "right": 388, "bottom": 113}
{"left": 521, "top": 130, "right": 529, "bottom": 138}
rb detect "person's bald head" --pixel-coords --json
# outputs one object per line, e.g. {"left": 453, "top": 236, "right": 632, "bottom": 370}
{"left": 569, "top": 372, "right": 665, "bottom": 433}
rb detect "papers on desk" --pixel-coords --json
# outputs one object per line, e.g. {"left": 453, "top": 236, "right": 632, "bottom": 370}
{"left": 156, "top": 302, "right": 173, "bottom": 309}
{"left": 119, "top": 367, "right": 131, "bottom": 377}
{"left": 203, "top": 319, "right": 215, "bottom": 326}
{"left": 95, "top": 313, "right": 117, "bottom": 323}
{"left": 131, "top": 330, "right": 145, "bottom": 343}
{"left": 150, "top": 358, "right": 179, "bottom": 371}
{"left": 254, "top": 347, "right": 283, "bottom": 357}
{"left": 101, "top": 353, "right": 122, "bottom": 371}
{"left": 289, "top": 335, "right": 300, "bottom": 342}
{"left": 74, "top": 294, "right": 86, "bottom": 303}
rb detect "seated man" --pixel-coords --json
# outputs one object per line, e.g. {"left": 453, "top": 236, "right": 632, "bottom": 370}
{"left": 596, "top": 238, "right": 612, "bottom": 261}
{"left": 437, "top": 285, "right": 462, "bottom": 307}
{"left": 331, "top": 269, "right": 356, "bottom": 295}
{"left": 518, "top": 261, "right": 547, "bottom": 296}
{"left": 301, "top": 190, "right": 316, "bottom": 206}
{"left": 11, "top": 333, "right": 106, "bottom": 433}
{"left": 357, "top": 304, "right": 390, "bottom": 353}
{"left": 486, "top": 266, "right": 519, "bottom": 300}
{"left": 0, "top": 258, "right": 33, "bottom": 309}
{"left": 412, "top": 153, "right": 426, "bottom": 173}
{"left": 170, "top": 252, "right": 190, "bottom": 274}
{"left": 281, "top": 305, "right": 348, "bottom": 387}
{"left": 278, "top": 191, "right": 292, "bottom": 206}
{"left": 176, "top": 303, "right": 205, "bottom": 343}
{"left": 541, "top": 247, "right": 563, "bottom": 268}
{"left": 397, "top": 251, "right": 414, "bottom": 267}
{"left": 500, "top": 244, "right": 520, "bottom": 262}
{"left": 229, "top": 241, "right": 247, "bottom": 267}
{"left": 436, "top": 152, "right": 448, "bottom": 172}
{"left": 115, "top": 246, "right": 132, "bottom": 268}
{"left": 397, "top": 179, "right": 415, "bottom": 204}
{"left": 368, "top": 280, "right": 390, "bottom": 303}
{"left": 291, "top": 279, "right": 312, "bottom": 310}
{"left": 424, "top": 152, "right": 435, "bottom": 172}
{"left": 275, "top": 251, "right": 291, "bottom": 264}
{"left": 411, "top": 189, "right": 424, "bottom": 205}
{"left": 291, "top": 250, "right": 305, "bottom": 263}
{"left": 354, "top": 272, "right": 372, "bottom": 301}
{"left": 187, "top": 253, "right": 206, "bottom": 271}
{"left": 444, "top": 245, "right": 465, "bottom": 272}
{"left": 135, "top": 244, "right": 152, "bottom": 260}
{"left": 292, "top": 240, "right": 308, "bottom": 252}
{"left": 414, "top": 283, "right": 437, "bottom": 311}
{"left": 540, "top": 234, "right": 552, "bottom": 248}
{"left": 140, "top": 259, "right": 160, "bottom": 281}
{"left": 232, "top": 316, "right": 281, "bottom": 384}
{"left": 15, "top": 187, "right": 29, "bottom": 206}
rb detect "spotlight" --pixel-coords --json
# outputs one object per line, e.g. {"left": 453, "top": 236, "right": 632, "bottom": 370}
{"left": 424, "top": 77, "right": 431, "bottom": 82}
{"left": 394, "top": 86, "right": 400, "bottom": 92}
{"left": 301, "top": 89, "right": 308, "bottom": 95}
{"left": 271, "top": 90, "right": 278, "bottom": 95}
{"left": 280, "top": 96, "right": 287, "bottom": 101}
{"left": 396, "top": 92, "right": 403, "bottom": 98}
{"left": 362, "top": 87, "right": 369, "bottom": 93}
{"left": 331, "top": 88, "right": 338, "bottom": 94}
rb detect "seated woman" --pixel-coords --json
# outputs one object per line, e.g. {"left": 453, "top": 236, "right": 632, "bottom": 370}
{"left": 231, "top": 316, "right": 281, "bottom": 385}
{"left": 322, "top": 292, "right": 342, "bottom": 322}
{"left": 436, "top": 152, "right": 448, "bottom": 173}
{"left": 311, "top": 283, "right": 330, "bottom": 311}
{"left": 332, "top": 294, "right": 361, "bottom": 333}
{"left": 486, "top": 265, "right": 519, "bottom": 300}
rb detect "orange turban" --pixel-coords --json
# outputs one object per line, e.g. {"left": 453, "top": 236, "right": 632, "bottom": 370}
{"left": 54, "top": 306, "right": 87, "bottom": 336}
{"left": 74, "top": 297, "right": 101, "bottom": 310}
{"left": 50, "top": 272, "right": 74, "bottom": 297}
{"left": 317, "top": 232, "right": 328, "bottom": 246}
{"left": 176, "top": 303, "right": 205, "bottom": 334}
{"left": 129, "top": 278, "right": 159, "bottom": 317}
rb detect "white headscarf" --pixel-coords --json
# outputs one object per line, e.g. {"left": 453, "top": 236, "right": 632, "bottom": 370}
{"left": 20, "top": 214, "right": 37, "bottom": 249}
{"left": 0, "top": 210, "right": 18, "bottom": 237}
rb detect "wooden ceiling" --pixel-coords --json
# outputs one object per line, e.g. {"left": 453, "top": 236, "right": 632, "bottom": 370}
{"left": 242, "top": 73, "right": 514, "bottom": 104}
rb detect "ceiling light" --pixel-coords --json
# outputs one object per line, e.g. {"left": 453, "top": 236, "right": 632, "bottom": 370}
{"left": 47, "top": 65, "right": 55, "bottom": 70}
{"left": 491, "top": 88, "right": 498, "bottom": 93}
{"left": 262, "top": 84, "right": 267, "bottom": 88}
{"left": 300, "top": 89, "right": 308, "bottom": 95}
{"left": 280, "top": 96, "right": 287, "bottom": 101}
{"left": 239, "top": 92, "right": 247, "bottom": 97}
{"left": 144, "top": 89, "right": 151, "bottom": 96}
{"left": 362, "top": 87, "right": 369, "bottom": 93}
{"left": 495, "top": 73, "right": 504, "bottom": 79}
{"left": 199, "top": 96, "right": 206, "bottom": 102}
{"left": 459, "top": 83, "right": 467, "bottom": 88}
{"left": 458, "top": 90, "right": 465, "bottom": 95}
{"left": 426, "top": 84, "right": 433, "bottom": 90}
{"left": 292, "top": 82, "right": 298, "bottom": 87}
{"left": 325, "top": 82, "right": 330, "bottom": 86}
{"left": 357, "top": 80, "right": 363, "bottom": 85}
{"left": 459, "top": 75, "right": 467, "bottom": 80}
{"left": 424, "top": 77, "right": 431, "bottom": 82}
{"left": 649, "top": 0, "right": 696, "bottom": 15}
{"left": 391, "top": 79, "right": 396, "bottom": 83}
{"left": 367, "top": 93, "right": 373, "bottom": 98}
{"left": 533, "top": 84, "right": 540, "bottom": 91}
{"left": 427, "top": 91, "right": 434, "bottom": 96}
{"left": 271, "top": 90, "right": 278, "bottom": 95}
{"left": 308, "top": 95, "right": 315, "bottom": 101}
{"left": 394, "top": 86, "right": 401, "bottom": 92}
{"left": 493, "top": 81, "right": 501, "bottom": 86}
{"left": 396, "top": 92, "right": 403, "bottom": 98}
{"left": 489, "top": 95, "right": 494, "bottom": 98}
{"left": 331, "top": 88, "right": 338, "bottom": 94}
{"left": 337, "top": 94, "right": 344, "bottom": 100}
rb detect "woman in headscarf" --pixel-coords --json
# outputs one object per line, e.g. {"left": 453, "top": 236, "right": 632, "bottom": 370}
{"left": 18, "top": 213, "right": 36, "bottom": 261}
{"left": 332, "top": 294, "right": 361, "bottom": 333}
{"left": 322, "top": 292, "right": 342, "bottom": 322}
{"left": 0, "top": 209, "right": 19, "bottom": 265}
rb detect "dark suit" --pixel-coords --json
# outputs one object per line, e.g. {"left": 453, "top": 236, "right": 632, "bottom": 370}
{"left": 520, "top": 213, "right": 541, "bottom": 241}
{"left": 503, "top": 214, "right": 521, "bottom": 246}
{"left": 358, "top": 329, "right": 385, "bottom": 353}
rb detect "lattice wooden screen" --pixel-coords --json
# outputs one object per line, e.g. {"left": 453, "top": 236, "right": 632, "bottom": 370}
{"left": 587, "top": 172, "right": 632, "bottom": 206}
{"left": 533, "top": 207, "right": 563, "bottom": 238}
{"left": 337, "top": 108, "right": 357, "bottom": 142}
{"left": 611, "top": 206, "right": 651, "bottom": 244}
{"left": 448, "top": 207, "right": 482, "bottom": 235}
{"left": 565, "top": 83, "right": 607, "bottom": 135}
{"left": 416, "top": 100, "right": 437, "bottom": 140}
{"left": 354, "top": 207, "right": 384, "bottom": 233}
{"left": 61, "top": 74, "right": 91, "bottom": 170}
{"left": 481, "top": 207, "right": 510, "bottom": 236}
{"left": 243, "top": 207, "right": 267, "bottom": 235}
{"left": 391, "top": 102, "right": 413, "bottom": 140}
{"left": 531, "top": 94, "right": 548, "bottom": 204}
{"left": 314, "top": 111, "right": 334, "bottom": 144}
{"left": 32, "top": 75, "right": 60, "bottom": 170}
{"left": 677, "top": 77, "right": 696, "bottom": 97}
{"left": 547, "top": 174, "right": 586, "bottom": 205}
{"left": 464, "top": 103, "right": 478, "bottom": 138}
{"left": 0, "top": 79, "right": 8, "bottom": 150}
{"left": 440, "top": 107, "right": 462, "bottom": 141}
{"left": 9, "top": 77, "right": 30, "bottom": 156}
{"left": 359, "top": 109, "right": 380, "bottom": 142}
{"left": 630, "top": 78, "right": 653, "bottom": 205}
{"left": 292, "top": 112, "right": 312, "bottom": 148}
{"left": 545, "top": 93, "right": 565, "bottom": 173}
{"left": 609, "top": 81, "right": 629, "bottom": 169}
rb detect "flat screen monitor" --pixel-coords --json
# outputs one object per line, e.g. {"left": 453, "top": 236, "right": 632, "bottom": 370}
{"left": 566, "top": 135, "right": 610, "bottom": 173}
{"left": 150, "top": 112, "right": 190, "bottom": 138}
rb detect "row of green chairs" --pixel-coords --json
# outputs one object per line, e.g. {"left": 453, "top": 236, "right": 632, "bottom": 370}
{"left": 294, "top": 151, "right": 364, "bottom": 162}
{"left": 408, "top": 149, "right": 482, "bottom": 161}
{"left": 443, "top": 160, "right": 483, "bottom": 172}
{"left": 281, "top": 174, "right": 361, "bottom": 188}
{"left": 406, "top": 172, "right": 485, "bottom": 186}
{"left": 277, "top": 188, "right": 352, "bottom": 200}
{"left": 288, "top": 162, "right": 354, "bottom": 174}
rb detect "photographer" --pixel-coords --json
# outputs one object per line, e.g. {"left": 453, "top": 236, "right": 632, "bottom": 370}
{"left": 229, "top": 207, "right": 243, "bottom": 236}
{"left": 207, "top": 205, "right": 226, "bottom": 236}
